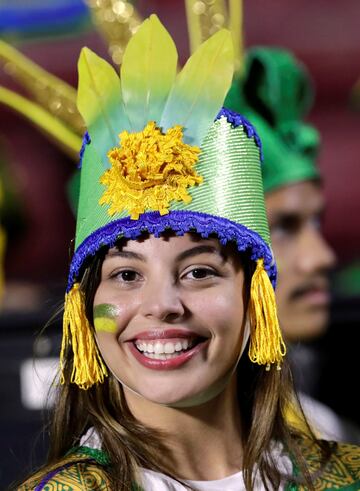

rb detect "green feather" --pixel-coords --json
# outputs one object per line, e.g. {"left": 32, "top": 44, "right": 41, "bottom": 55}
{"left": 77, "top": 47, "right": 129, "bottom": 167}
{"left": 160, "top": 29, "right": 234, "bottom": 145}
{"left": 120, "top": 14, "right": 178, "bottom": 132}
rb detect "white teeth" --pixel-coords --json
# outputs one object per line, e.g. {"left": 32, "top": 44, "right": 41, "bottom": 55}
{"left": 135, "top": 338, "right": 195, "bottom": 357}
{"left": 181, "top": 340, "right": 189, "bottom": 350}
{"left": 154, "top": 342, "right": 164, "bottom": 354}
{"left": 164, "top": 342, "right": 175, "bottom": 354}
{"left": 141, "top": 352, "right": 180, "bottom": 360}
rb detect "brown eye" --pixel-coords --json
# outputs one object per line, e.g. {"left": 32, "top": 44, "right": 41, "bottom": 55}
{"left": 112, "top": 270, "right": 139, "bottom": 282}
{"left": 192, "top": 268, "right": 209, "bottom": 279}
{"left": 186, "top": 268, "right": 217, "bottom": 280}
{"left": 271, "top": 215, "right": 301, "bottom": 239}
{"left": 121, "top": 270, "right": 137, "bottom": 281}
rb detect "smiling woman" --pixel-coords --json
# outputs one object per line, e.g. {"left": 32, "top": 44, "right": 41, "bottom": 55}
{"left": 17, "top": 14, "right": 360, "bottom": 491}
{"left": 93, "top": 234, "right": 248, "bottom": 408}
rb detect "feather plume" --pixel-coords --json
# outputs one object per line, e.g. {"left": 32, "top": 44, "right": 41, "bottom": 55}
{"left": 0, "top": 86, "right": 81, "bottom": 158}
{"left": 77, "top": 48, "right": 129, "bottom": 167}
{"left": 120, "top": 14, "right": 178, "bottom": 132}
{"left": 0, "top": 40, "right": 83, "bottom": 134}
{"left": 160, "top": 29, "right": 234, "bottom": 145}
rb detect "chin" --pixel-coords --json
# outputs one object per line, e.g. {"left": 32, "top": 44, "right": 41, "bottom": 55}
{"left": 138, "top": 388, "right": 200, "bottom": 407}
{"left": 284, "top": 310, "right": 329, "bottom": 342}
{"left": 127, "top": 376, "right": 224, "bottom": 408}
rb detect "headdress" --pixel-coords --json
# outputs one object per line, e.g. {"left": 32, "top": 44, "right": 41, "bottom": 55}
{"left": 225, "top": 47, "right": 320, "bottom": 193}
{"left": 0, "top": 9, "right": 286, "bottom": 389}
{"left": 60, "top": 14, "right": 286, "bottom": 389}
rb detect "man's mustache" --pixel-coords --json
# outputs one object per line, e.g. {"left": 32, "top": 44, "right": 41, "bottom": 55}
{"left": 289, "top": 277, "right": 330, "bottom": 301}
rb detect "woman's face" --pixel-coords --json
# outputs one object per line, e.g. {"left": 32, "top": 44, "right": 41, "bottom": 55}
{"left": 93, "top": 233, "right": 248, "bottom": 406}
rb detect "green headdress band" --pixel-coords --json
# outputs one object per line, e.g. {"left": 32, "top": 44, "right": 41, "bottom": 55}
{"left": 225, "top": 47, "right": 320, "bottom": 193}
{"left": 62, "top": 15, "right": 286, "bottom": 389}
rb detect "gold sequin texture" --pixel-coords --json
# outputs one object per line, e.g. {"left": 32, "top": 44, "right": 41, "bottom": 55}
{"left": 99, "top": 121, "right": 202, "bottom": 219}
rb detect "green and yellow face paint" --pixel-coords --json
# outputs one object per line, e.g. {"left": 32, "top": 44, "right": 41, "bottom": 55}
{"left": 93, "top": 304, "right": 119, "bottom": 333}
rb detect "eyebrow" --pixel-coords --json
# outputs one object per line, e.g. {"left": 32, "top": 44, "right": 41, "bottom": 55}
{"left": 176, "top": 245, "right": 223, "bottom": 262}
{"left": 269, "top": 207, "right": 325, "bottom": 224}
{"left": 106, "top": 245, "right": 223, "bottom": 263}
{"left": 106, "top": 250, "right": 146, "bottom": 261}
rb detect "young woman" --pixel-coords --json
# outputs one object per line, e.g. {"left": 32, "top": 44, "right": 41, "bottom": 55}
{"left": 18, "top": 15, "right": 360, "bottom": 491}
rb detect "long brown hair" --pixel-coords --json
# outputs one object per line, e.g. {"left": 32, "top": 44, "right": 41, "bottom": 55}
{"left": 18, "top": 240, "right": 332, "bottom": 490}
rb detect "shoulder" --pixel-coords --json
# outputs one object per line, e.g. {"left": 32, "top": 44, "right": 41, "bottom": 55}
{"left": 17, "top": 447, "right": 111, "bottom": 491}
{"left": 299, "top": 393, "right": 360, "bottom": 442}
{"left": 321, "top": 442, "right": 360, "bottom": 486}
{"left": 297, "top": 439, "right": 360, "bottom": 490}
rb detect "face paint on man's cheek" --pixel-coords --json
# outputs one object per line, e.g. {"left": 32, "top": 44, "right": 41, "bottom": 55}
{"left": 93, "top": 304, "right": 118, "bottom": 333}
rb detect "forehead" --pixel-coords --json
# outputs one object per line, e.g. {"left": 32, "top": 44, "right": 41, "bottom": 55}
{"left": 107, "top": 232, "right": 224, "bottom": 256}
{"left": 265, "top": 181, "right": 325, "bottom": 217}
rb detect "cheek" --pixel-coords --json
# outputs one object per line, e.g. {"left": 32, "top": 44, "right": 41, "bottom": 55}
{"left": 272, "top": 239, "right": 300, "bottom": 279}
{"left": 272, "top": 247, "right": 296, "bottom": 299}
{"left": 191, "top": 286, "right": 245, "bottom": 335}
{"left": 94, "top": 315, "right": 117, "bottom": 333}
{"left": 93, "top": 285, "right": 141, "bottom": 335}
{"left": 95, "top": 331, "right": 124, "bottom": 377}
{"left": 276, "top": 266, "right": 296, "bottom": 305}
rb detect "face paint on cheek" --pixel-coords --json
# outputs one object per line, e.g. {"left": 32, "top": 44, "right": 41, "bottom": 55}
{"left": 93, "top": 304, "right": 118, "bottom": 333}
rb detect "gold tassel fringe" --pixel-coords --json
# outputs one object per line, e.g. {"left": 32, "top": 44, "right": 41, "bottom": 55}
{"left": 61, "top": 283, "right": 108, "bottom": 389}
{"left": 248, "top": 259, "right": 287, "bottom": 370}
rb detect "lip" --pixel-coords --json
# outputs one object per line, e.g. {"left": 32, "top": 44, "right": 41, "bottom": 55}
{"left": 294, "top": 288, "right": 330, "bottom": 306}
{"left": 129, "top": 329, "right": 202, "bottom": 341}
{"left": 128, "top": 338, "right": 209, "bottom": 370}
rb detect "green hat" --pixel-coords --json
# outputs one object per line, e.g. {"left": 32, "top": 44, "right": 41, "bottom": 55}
{"left": 225, "top": 47, "right": 320, "bottom": 193}
{"left": 61, "top": 15, "right": 286, "bottom": 389}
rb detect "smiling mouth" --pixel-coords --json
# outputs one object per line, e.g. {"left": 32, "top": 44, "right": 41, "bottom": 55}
{"left": 128, "top": 333, "right": 208, "bottom": 370}
{"left": 134, "top": 338, "right": 199, "bottom": 360}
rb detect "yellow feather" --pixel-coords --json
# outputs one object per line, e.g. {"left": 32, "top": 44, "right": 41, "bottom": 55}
{"left": 77, "top": 47, "right": 129, "bottom": 166}
{"left": 160, "top": 29, "right": 234, "bottom": 145}
{"left": 121, "top": 14, "right": 178, "bottom": 131}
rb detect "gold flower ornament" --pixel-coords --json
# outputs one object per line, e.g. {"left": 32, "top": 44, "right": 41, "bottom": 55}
{"left": 99, "top": 121, "right": 203, "bottom": 219}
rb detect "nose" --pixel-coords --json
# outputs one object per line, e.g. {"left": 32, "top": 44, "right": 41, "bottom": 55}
{"left": 139, "top": 277, "right": 185, "bottom": 322}
{"left": 296, "top": 226, "right": 336, "bottom": 275}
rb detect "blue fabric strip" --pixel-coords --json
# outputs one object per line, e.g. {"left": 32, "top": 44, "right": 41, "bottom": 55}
{"left": 34, "top": 461, "right": 75, "bottom": 491}
{"left": 67, "top": 210, "right": 276, "bottom": 292}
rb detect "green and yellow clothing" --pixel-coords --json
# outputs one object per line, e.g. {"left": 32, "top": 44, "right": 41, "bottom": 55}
{"left": 19, "top": 440, "right": 360, "bottom": 490}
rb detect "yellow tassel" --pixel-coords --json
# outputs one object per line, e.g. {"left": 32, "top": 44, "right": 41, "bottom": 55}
{"left": 61, "top": 283, "right": 108, "bottom": 389}
{"left": 248, "top": 259, "right": 287, "bottom": 370}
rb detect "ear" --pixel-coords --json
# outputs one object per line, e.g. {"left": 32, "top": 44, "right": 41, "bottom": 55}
{"left": 239, "top": 312, "right": 251, "bottom": 361}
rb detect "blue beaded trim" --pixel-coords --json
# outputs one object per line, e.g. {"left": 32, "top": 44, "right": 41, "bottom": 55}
{"left": 215, "top": 107, "right": 263, "bottom": 162}
{"left": 67, "top": 210, "right": 276, "bottom": 292}
{"left": 78, "top": 131, "right": 91, "bottom": 169}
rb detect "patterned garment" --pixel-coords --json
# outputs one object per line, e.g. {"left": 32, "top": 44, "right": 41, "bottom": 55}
{"left": 18, "top": 448, "right": 112, "bottom": 491}
{"left": 294, "top": 440, "right": 360, "bottom": 491}
{"left": 18, "top": 441, "right": 360, "bottom": 490}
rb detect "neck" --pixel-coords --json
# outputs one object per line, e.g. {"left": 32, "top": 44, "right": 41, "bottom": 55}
{"left": 124, "top": 375, "right": 243, "bottom": 480}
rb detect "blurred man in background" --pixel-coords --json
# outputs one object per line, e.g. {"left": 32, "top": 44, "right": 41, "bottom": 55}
{"left": 226, "top": 47, "right": 360, "bottom": 442}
